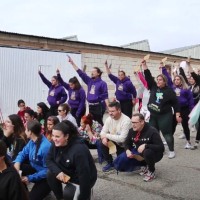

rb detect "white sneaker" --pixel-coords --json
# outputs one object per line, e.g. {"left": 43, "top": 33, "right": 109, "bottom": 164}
{"left": 184, "top": 142, "right": 193, "bottom": 149}
{"left": 168, "top": 151, "right": 175, "bottom": 159}
{"left": 178, "top": 133, "right": 185, "bottom": 139}
{"left": 163, "top": 141, "right": 167, "bottom": 145}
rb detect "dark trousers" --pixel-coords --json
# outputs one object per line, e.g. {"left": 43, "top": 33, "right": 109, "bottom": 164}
{"left": 120, "top": 100, "right": 133, "bottom": 119}
{"left": 173, "top": 106, "right": 191, "bottom": 141}
{"left": 47, "top": 171, "right": 93, "bottom": 200}
{"left": 149, "top": 112, "right": 174, "bottom": 151}
{"left": 89, "top": 103, "right": 105, "bottom": 126}
{"left": 100, "top": 140, "right": 124, "bottom": 163}
{"left": 71, "top": 107, "right": 86, "bottom": 127}
{"left": 142, "top": 149, "right": 163, "bottom": 172}
{"left": 21, "top": 164, "right": 51, "bottom": 200}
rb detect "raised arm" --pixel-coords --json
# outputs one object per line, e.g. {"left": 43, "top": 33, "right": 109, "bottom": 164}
{"left": 56, "top": 69, "right": 70, "bottom": 90}
{"left": 38, "top": 70, "right": 52, "bottom": 88}
{"left": 161, "top": 63, "right": 173, "bottom": 88}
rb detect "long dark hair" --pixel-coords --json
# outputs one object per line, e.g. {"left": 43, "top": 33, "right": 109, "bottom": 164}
{"left": 8, "top": 114, "right": 26, "bottom": 141}
{"left": 69, "top": 76, "right": 81, "bottom": 89}
{"left": 0, "top": 140, "right": 10, "bottom": 166}
{"left": 37, "top": 102, "right": 50, "bottom": 126}
{"left": 53, "top": 120, "right": 78, "bottom": 141}
{"left": 27, "top": 121, "right": 42, "bottom": 160}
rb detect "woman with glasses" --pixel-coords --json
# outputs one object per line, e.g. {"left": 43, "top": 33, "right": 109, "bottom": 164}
{"left": 1, "top": 114, "right": 27, "bottom": 161}
{"left": 57, "top": 103, "right": 77, "bottom": 127}
{"left": 105, "top": 61, "right": 137, "bottom": 119}
{"left": 57, "top": 69, "right": 86, "bottom": 126}
{"left": 14, "top": 120, "right": 51, "bottom": 200}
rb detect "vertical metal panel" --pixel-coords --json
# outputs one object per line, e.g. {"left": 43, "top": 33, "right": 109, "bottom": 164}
{"left": 0, "top": 47, "right": 81, "bottom": 119}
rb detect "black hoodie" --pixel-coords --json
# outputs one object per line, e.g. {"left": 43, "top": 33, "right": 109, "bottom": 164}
{"left": 46, "top": 136, "right": 97, "bottom": 200}
{"left": 0, "top": 166, "right": 26, "bottom": 200}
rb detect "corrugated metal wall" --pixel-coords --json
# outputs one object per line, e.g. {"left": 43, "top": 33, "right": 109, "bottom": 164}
{"left": 0, "top": 47, "right": 81, "bottom": 119}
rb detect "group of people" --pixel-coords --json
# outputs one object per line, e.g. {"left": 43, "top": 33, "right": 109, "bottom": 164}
{"left": 0, "top": 56, "right": 200, "bottom": 199}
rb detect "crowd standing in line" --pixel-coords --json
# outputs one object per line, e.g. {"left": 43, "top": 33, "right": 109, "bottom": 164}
{"left": 0, "top": 55, "right": 200, "bottom": 199}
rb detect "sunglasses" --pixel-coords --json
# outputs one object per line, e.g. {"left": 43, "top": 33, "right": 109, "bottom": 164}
{"left": 58, "top": 110, "right": 64, "bottom": 112}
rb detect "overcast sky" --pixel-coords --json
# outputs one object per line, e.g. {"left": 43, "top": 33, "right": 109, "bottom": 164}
{"left": 1, "top": 0, "right": 200, "bottom": 52}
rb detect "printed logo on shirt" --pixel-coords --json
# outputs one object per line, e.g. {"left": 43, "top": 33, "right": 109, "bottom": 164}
{"left": 148, "top": 103, "right": 161, "bottom": 112}
{"left": 175, "top": 88, "right": 181, "bottom": 97}
{"left": 155, "top": 92, "right": 163, "bottom": 104}
{"left": 49, "top": 89, "right": 55, "bottom": 96}
{"left": 118, "top": 84, "right": 123, "bottom": 91}
{"left": 70, "top": 91, "right": 76, "bottom": 100}
{"left": 89, "top": 85, "right": 95, "bottom": 94}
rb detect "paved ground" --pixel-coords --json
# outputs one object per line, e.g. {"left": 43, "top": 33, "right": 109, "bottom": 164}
{"left": 44, "top": 124, "right": 200, "bottom": 200}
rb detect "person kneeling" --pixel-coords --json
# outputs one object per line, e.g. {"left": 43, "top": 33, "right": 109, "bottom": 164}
{"left": 114, "top": 113, "right": 164, "bottom": 182}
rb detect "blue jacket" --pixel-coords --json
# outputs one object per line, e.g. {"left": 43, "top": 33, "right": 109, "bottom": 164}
{"left": 39, "top": 72, "right": 67, "bottom": 106}
{"left": 77, "top": 69, "right": 108, "bottom": 103}
{"left": 14, "top": 135, "right": 51, "bottom": 182}
{"left": 57, "top": 73, "right": 86, "bottom": 117}
{"left": 108, "top": 74, "right": 137, "bottom": 101}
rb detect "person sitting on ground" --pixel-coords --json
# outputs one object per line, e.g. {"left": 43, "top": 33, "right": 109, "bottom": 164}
{"left": 57, "top": 103, "right": 78, "bottom": 127}
{"left": 46, "top": 120, "right": 97, "bottom": 200}
{"left": 14, "top": 120, "right": 51, "bottom": 200}
{"left": 17, "top": 99, "right": 31, "bottom": 125}
{"left": 79, "top": 113, "right": 103, "bottom": 163}
{"left": 0, "top": 140, "right": 29, "bottom": 200}
{"left": 100, "top": 101, "right": 132, "bottom": 172}
{"left": 45, "top": 116, "right": 59, "bottom": 141}
{"left": 114, "top": 113, "right": 164, "bottom": 182}
{"left": 1, "top": 114, "right": 27, "bottom": 161}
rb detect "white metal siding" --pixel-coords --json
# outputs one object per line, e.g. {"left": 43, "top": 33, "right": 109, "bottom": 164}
{"left": 0, "top": 47, "right": 81, "bottom": 119}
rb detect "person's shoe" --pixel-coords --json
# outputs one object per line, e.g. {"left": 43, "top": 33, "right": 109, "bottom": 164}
{"left": 139, "top": 166, "right": 148, "bottom": 176}
{"left": 178, "top": 133, "right": 185, "bottom": 139}
{"left": 163, "top": 141, "right": 167, "bottom": 145}
{"left": 143, "top": 170, "right": 156, "bottom": 182}
{"left": 168, "top": 151, "right": 175, "bottom": 159}
{"left": 102, "top": 163, "right": 114, "bottom": 172}
{"left": 184, "top": 142, "right": 193, "bottom": 149}
{"left": 191, "top": 141, "right": 199, "bottom": 150}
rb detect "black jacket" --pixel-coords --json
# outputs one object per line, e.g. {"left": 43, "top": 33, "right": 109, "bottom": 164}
{"left": 124, "top": 123, "right": 165, "bottom": 154}
{"left": 46, "top": 136, "right": 97, "bottom": 200}
{"left": 0, "top": 166, "right": 27, "bottom": 200}
{"left": 144, "top": 69, "right": 180, "bottom": 114}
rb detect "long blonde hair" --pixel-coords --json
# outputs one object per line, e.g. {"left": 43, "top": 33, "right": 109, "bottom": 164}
{"left": 173, "top": 75, "right": 189, "bottom": 90}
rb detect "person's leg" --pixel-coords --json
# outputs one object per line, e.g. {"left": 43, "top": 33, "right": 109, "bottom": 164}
{"left": 180, "top": 108, "right": 190, "bottom": 141}
{"left": 115, "top": 143, "right": 125, "bottom": 156}
{"left": 158, "top": 112, "right": 174, "bottom": 152}
{"left": 20, "top": 163, "right": 36, "bottom": 176}
{"left": 29, "top": 179, "right": 51, "bottom": 200}
{"left": 120, "top": 100, "right": 133, "bottom": 119}
{"left": 149, "top": 114, "right": 160, "bottom": 131}
{"left": 47, "top": 170, "right": 63, "bottom": 200}
{"left": 100, "top": 140, "right": 113, "bottom": 163}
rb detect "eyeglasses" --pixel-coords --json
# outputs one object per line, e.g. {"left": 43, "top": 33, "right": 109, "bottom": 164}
{"left": 131, "top": 121, "right": 141, "bottom": 124}
{"left": 58, "top": 110, "right": 64, "bottom": 112}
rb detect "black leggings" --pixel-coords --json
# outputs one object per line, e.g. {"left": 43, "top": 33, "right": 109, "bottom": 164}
{"left": 21, "top": 164, "right": 51, "bottom": 200}
{"left": 173, "top": 106, "right": 191, "bottom": 141}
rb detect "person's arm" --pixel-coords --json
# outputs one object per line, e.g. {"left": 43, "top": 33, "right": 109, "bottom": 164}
{"left": 38, "top": 71, "right": 52, "bottom": 88}
{"left": 187, "top": 90, "right": 194, "bottom": 111}
{"left": 128, "top": 81, "right": 137, "bottom": 104}
{"left": 188, "top": 63, "right": 200, "bottom": 85}
{"left": 74, "top": 146, "right": 95, "bottom": 200}
{"left": 58, "top": 87, "right": 67, "bottom": 104}
{"left": 144, "top": 128, "right": 164, "bottom": 152}
{"left": 68, "top": 56, "right": 91, "bottom": 85}
{"left": 105, "top": 60, "right": 112, "bottom": 75}
{"left": 138, "top": 71, "right": 148, "bottom": 89}
{"left": 161, "top": 64, "right": 173, "bottom": 88}
{"left": 142, "top": 61, "right": 155, "bottom": 90}
{"left": 57, "top": 70, "right": 70, "bottom": 90}
{"left": 76, "top": 88, "right": 86, "bottom": 117}
{"left": 46, "top": 145, "right": 63, "bottom": 176}
{"left": 13, "top": 138, "right": 26, "bottom": 160}
{"left": 179, "top": 67, "right": 189, "bottom": 85}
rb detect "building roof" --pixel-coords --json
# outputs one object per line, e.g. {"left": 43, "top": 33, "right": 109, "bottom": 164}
{"left": 120, "top": 39, "right": 150, "bottom": 51}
